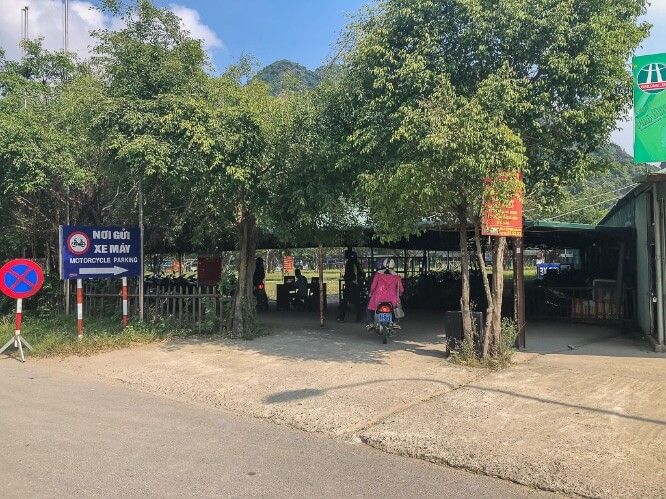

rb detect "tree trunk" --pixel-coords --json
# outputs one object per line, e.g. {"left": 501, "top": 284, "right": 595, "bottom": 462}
{"left": 228, "top": 212, "right": 258, "bottom": 337}
{"left": 458, "top": 206, "right": 473, "bottom": 352}
{"left": 474, "top": 222, "right": 494, "bottom": 358}
{"left": 489, "top": 236, "right": 507, "bottom": 356}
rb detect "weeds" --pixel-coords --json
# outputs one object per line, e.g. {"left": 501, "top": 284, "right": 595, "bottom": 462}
{"left": 0, "top": 314, "right": 192, "bottom": 358}
{"left": 237, "top": 298, "right": 267, "bottom": 340}
{"left": 450, "top": 318, "right": 518, "bottom": 369}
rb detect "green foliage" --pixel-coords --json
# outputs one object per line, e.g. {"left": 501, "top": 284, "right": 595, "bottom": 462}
{"left": 342, "top": 0, "right": 649, "bottom": 216}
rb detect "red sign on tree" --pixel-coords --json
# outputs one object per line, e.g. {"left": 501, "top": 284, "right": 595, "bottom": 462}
{"left": 482, "top": 174, "right": 523, "bottom": 238}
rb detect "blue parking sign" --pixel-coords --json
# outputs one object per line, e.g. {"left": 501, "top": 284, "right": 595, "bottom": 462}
{"left": 59, "top": 226, "right": 142, "bottom": 279}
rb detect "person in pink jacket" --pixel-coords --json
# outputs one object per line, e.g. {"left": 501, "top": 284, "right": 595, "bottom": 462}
{"left": 366, "top": 261, "right": 404, "bottom": 326}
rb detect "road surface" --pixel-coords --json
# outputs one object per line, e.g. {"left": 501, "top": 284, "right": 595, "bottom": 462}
{"left": 0, "top": 359, "right": 548, "bottom": 498}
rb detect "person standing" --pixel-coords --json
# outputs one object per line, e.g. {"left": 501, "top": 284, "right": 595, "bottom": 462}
{"left": 337, "top": 248, "right": 365, "bottom": 322}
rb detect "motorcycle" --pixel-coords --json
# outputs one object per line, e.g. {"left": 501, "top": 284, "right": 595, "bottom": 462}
{"left": 253, "top": 282, "right": 269, "bottom": 312}
{"left": 374, "top": 302, "right": 397, "bottom": 344}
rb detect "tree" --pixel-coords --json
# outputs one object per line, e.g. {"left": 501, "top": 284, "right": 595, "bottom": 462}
{"left": 0, "top": 40, "right": 93, "bottom": 265}
{"left": 340, "top": 0, "right": 648, "bottom": 357}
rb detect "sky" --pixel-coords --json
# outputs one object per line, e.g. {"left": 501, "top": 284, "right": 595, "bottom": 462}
{"left": 0, "top": 0, "right": 664, "bottom": 154}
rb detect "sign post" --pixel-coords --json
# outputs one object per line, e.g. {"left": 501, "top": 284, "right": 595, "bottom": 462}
{"left": 76, "top": 278, "right": 83, "bottom": 338}
{"left": 633, "top": 53, "right": 666, "bottom": 163}
{"left": 0, "top": 259, "right": 44, "bottom": 362}
{"left": 121, "top": 276, "right": 128, "bottom": 327}
{"left": 59, "top": 226, "right": 142, "bottom": 333}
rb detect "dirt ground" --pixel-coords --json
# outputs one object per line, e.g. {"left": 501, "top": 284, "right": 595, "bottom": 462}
{"left": 38, "top": 312, "right": 665, "bottom": 497}
{"left": 41, "top": 311, "right": 482, "bottom": 436}
{"left": 361, "top": 331, "right": 666, "bottom": 497}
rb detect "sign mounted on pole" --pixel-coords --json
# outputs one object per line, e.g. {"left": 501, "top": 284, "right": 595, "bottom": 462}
{"left": 0, "top": 259, "right": 43, "bottom": 362}
{"left": 0, "top": 259, "right": 44, "bottom": 299}
{"left": 59, "top": 226, "right": 142, "bottom": 279}
{"left": 633, "top": 53, "right": 666, "bottom": 163}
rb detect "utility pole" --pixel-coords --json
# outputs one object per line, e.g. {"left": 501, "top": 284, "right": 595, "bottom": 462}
{"left": 20, "top": 6, "right": 29, "bottom": 48}
{"left": 512, "top": 237, "right": 526, "bottom": 349}
{"left": 21, "top": 6, "right": 28, "bottom": 110}
{"left": 63, "top": 0, "right": 70, "bottom": 52}
{"left": 64, "top": 186, "right": 71, "bottom": 315}
{"left": 138, "top": 185, "right": 145, "bottom": 321}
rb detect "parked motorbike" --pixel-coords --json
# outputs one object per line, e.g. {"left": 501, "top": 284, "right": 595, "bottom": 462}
{"left": 374, "top": 302, "right": 396, "bottom": 344}
{"left": 253, "top": 282, "right": 269, "bottom": 312}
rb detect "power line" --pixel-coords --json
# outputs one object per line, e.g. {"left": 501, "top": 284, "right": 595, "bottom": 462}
{"left": 546, "top": 196, "right": 623, "bottom": 221}
{"left": 524, "top": 182, "right": 638, "bottom": 214}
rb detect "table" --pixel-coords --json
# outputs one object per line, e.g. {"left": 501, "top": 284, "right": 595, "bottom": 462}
{"left": 276, "top": 283, "right": 327, "bottom": 311}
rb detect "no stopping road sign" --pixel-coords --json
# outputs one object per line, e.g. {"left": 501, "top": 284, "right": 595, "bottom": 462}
{"left": 0, "top": 259, "right": 45, "bottom": 300}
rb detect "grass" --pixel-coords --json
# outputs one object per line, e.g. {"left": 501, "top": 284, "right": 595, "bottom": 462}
{"left": 0, "top": 314, "right": 190, "bottom": 358}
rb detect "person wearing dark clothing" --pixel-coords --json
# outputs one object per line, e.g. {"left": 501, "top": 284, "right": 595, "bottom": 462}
{"left": 253, "top": 257, "right": 266, "bottom": 287}
{"left": 294, "top": 269, "right": 308, "bottom": 299}
{"left": 294, "top": 268, "right": 309, "bottom": 310}
{"left": 253, "top": 257, "right": 268, "bottom": 311}
{"left": 337, "top": 250, "right": 365, "bottom": 322}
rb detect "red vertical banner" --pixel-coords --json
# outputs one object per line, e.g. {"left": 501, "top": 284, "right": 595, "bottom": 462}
{"left": 482, "top": 173, "right": 523, "bottom": 237}
{"left": 283, "top": 256, "right": 294, "bottom": 274}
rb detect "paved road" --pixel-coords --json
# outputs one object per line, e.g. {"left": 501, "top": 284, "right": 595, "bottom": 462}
{"left": 0, "top": 359, "right": 548, "bottom": 498}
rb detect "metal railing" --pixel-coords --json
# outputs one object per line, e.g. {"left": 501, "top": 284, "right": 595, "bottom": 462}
{"left": 526, "top": 285, "right": 635, "bottom": 322}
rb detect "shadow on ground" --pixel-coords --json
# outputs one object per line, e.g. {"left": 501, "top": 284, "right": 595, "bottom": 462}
{"left": 159, "top": 308, "right": 449, "bottom": 365}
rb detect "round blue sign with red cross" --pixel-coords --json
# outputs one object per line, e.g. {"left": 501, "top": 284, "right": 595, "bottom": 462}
{"left": 0, "top": 259, "right": 44, "bottom": 299}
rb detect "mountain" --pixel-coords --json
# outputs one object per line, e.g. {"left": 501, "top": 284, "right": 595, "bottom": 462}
{"left": 254, "top": 60, "right": 321, "bottom": 95}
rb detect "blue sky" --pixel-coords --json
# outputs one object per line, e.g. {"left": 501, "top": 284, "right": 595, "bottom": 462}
{"left": 152, "top": 0, "right": 370, "bottom": 71}
{"left": 1, "top": 0, "right": 664, "bottom": 152}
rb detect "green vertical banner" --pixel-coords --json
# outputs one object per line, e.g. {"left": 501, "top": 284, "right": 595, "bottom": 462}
{"left": 634, "top": 53, "right": 666, "bottom": 163}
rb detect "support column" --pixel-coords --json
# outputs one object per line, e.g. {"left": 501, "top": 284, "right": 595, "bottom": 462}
{"left": 653, "top": 184, "right": 665, "bottom": 346}
{"left": 513, "top": 238, "right": 526, "bottom": 349}
{"left": 318, "top": 244, "right": 325, "bottom": 328}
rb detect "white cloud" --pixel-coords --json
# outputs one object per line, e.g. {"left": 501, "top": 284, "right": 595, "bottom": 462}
{"left": 0, "top": 1, "right": 223, "bottom": 62}
{"left": 169, "top": 4, "right": 224, "bottom": 52}
{"left": 0, "top": 0, "right": 105, "bottom": 60}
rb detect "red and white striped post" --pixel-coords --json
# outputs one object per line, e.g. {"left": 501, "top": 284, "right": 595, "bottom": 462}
{"left": 121, "top": 277, "right": 128, "bottom": 327}
{"left": 76, "top": 278, "right": 83, "bottom": 338}
{"left": 14, "top": 298, "right": 23, "bottom": 346}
